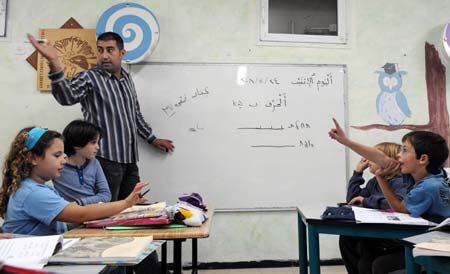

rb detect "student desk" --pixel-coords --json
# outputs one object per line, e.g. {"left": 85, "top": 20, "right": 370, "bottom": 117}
{"left": 64, "top": 208, "right": 214, "bottom": 274}
{"left": 297, "top": 206, "right": 431, "bottom": 274}
{"left": 402, "top": 231, "right": 450, "bottom": 274}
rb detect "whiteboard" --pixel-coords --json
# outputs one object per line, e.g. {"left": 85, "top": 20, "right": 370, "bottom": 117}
{"left": 131, "top": 63, "right": 348, "bottom": 209}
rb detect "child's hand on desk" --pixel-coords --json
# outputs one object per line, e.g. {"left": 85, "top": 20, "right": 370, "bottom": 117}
{"left": 0, "top": 233, "right": 14, "bottom": 239}
{"left": 348, "top": 196, "right": 364, "bottom": 206}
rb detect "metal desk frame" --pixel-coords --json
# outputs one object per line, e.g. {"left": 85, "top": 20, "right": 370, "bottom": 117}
{"left": 297, "top": 207, "right": 430, "bottom": 274}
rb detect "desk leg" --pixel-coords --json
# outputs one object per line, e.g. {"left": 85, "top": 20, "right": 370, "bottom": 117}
{"left": 405, "top": 246, "right": 421, "bottom": 274}
{"left": 191, "top": 239, "right": 198, "bottom": 274}
{"left": 173, "top": 239, "right": 183, "bottom": 274}
{"left": 161, "top": 242, "right": 167, "bottom": 274}
{"left": 307, "top": 224, "right": 320, "bottom": 274}
{"left": 298, "top": 212, "right": 308, "bottom": 274}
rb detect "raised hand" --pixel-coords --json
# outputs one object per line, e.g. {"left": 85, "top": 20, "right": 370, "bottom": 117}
{"left": 328, "top": 118, "right": 350, "bottom": 145}
{"left": 27, "top": 33, "right": 61, "bottom": 72}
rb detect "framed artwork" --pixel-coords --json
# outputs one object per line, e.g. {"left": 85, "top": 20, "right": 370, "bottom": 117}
{"left": 0, "top": 0, "right": 7, "bottom": 37}
{"left": 37, "top": 28, "right": 97, "bottom": 91}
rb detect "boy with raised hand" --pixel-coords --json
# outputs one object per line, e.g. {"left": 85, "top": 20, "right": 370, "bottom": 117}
{"left": 329, "top": 118, "right": 450, "bottom": 274}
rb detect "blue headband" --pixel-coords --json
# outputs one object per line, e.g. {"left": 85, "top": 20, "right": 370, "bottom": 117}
{"left": 25, "top": 128, "right": 48, "bottom": 150}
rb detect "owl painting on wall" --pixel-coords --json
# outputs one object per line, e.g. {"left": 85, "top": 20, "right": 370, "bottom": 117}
{"left": 375, "top": 63, "right": 411, "bottom": 125}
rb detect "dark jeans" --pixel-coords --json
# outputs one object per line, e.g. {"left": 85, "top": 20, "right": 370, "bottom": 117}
{"left": 103, "top": 252, "right": 160, "bottom": 274}
{"left": 97, "top": 157, "right": 140, "bottom": 201}
{"left": 132, "top": 252, "right": 161, "bottom": 274}
{"left": 372, "top": 251, "right": 405, "bottom": 274}
{"left": 98, "top": 157, "right": 160, "bottom": 274}
{"left": 339, "top": 236, "right": 404, "bottom": 274}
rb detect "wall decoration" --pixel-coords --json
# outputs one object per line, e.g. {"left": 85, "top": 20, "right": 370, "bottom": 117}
{"left": 353, "top": 43, "right": 450, "bottom": 165}
{"left": 96, "top": 2, "right": 160, "bottom": 64}
{"left": 375, "top": 63, "right": 411, "bottom": 125}
{"left": 26, "top": 18, "right": 83, "bottom": 70}
{"left": 37, "top": 28, "right": 96, "bottom": 91}
{"left": 0, "top": 0, "right": 7, "bottom": 37}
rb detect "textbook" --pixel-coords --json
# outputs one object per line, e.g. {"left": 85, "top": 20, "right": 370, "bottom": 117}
{"left": 48, "top": 236, "right": 159, "bottom": 265}
{"left": 84, "top": 202, "right": 166, "bottom": 225}
{"left": 352, "top": 207, "right": 435, "bottom": 226}
{"left": 0, "top": 235, "right": 63, "bottom": 269}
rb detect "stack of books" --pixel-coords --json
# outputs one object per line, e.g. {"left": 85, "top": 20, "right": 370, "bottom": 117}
{"left": 84, "top": 202, "right": 171, "bottom": 228}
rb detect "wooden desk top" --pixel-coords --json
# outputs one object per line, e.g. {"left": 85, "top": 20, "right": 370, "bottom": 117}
{"left": 64, "top": 208, "right": 214, "bottom": 240}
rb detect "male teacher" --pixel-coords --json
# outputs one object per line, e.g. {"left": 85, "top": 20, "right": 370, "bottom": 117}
{"left": 28, "top": 32, "right": 175, "bottom": 201}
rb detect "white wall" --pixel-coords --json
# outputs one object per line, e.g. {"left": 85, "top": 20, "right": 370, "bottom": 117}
{"left": 1, "top": 0, "right": 449, "bottom": 264}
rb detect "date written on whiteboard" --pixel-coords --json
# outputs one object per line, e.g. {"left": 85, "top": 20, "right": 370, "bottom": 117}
{"left": 161, "top": 87, "right": 211, "bottom": 118}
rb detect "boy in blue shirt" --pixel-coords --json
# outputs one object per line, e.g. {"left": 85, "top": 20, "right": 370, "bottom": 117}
{"left": 329, "top": 118, "right": 450, "bottom": 274}
{"left": 53, "top": 120, "right": 111, "bottom": 205}
{"left": 53, "top": 120, "right": 159, "bottom": 274}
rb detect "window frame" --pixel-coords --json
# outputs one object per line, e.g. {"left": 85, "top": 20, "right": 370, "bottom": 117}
{"left": 259, "top": 0, "right": 348, "bottom": 44}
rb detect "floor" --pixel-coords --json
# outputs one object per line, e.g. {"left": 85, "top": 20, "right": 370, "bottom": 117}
{"left": 199, "top": 265, "right": 346, "bottom": 274}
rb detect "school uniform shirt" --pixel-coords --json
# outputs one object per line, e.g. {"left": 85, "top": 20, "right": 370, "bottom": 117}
{"left": 346, "top": 171, "right": 412, "bottom": 209}
{"left": 404, "top": 171, "right": 450, "bottom": 222}
{"left": 49, "top": 66, "right": 156, "bottom": 164}
{"left": 53, "top": 158, "right": 112, "bottom": 205}
{"left": 2, "top": 178, "right": 69, "bottom": 236}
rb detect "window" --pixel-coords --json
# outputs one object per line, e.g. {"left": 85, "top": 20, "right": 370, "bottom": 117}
{"left": 260, "top": 0, "right": 347, "bottom": 44}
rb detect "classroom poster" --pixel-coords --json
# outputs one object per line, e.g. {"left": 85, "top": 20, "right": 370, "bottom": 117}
{"left": 37, "top": 28, "right": 97, "bottom": 91}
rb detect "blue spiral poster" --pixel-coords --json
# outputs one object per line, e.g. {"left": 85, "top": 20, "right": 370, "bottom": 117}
{"left": 96, "top": 2, "right": 160, "bottom": 64}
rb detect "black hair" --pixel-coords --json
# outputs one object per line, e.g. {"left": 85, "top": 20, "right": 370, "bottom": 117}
{"left": 63, "top": 120, "right": 103, "bottom": 156}
{"left": 97, "top": 32, "right": 124, "bottom": 50}
{"left": 402, "top": 131, "right": 449, "bottom": 174}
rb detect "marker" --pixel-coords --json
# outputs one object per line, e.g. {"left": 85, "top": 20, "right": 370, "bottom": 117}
{"left": 25, "top": 39, "right": 48, "bottom": 44}
{"left": 139, "top": 188, "right": 151, "bottom": 198}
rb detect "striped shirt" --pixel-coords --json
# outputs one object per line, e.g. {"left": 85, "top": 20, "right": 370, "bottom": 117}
{"left": 49, "top": 66, "right": 156, "bottom": 163}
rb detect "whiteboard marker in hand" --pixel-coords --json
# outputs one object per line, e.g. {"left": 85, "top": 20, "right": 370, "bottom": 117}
{"left": 25, "top": 38, "right": 48, "bottom": 44}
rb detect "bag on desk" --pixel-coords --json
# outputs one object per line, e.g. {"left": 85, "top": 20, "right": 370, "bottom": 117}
{"left": 321, "top": 206, "right": 355, "bottom": 221}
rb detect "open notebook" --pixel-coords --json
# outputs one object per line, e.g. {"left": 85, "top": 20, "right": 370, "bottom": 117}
{"left": 0, "top": 235, "right": 64, "bottom": 269}
{"left": 48, "top": 236, "right": 161, "bottom": 265}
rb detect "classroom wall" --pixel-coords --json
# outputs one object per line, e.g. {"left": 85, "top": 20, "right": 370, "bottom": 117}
{"left": 1, "top": 0, "right": 450, "bottom": 264}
